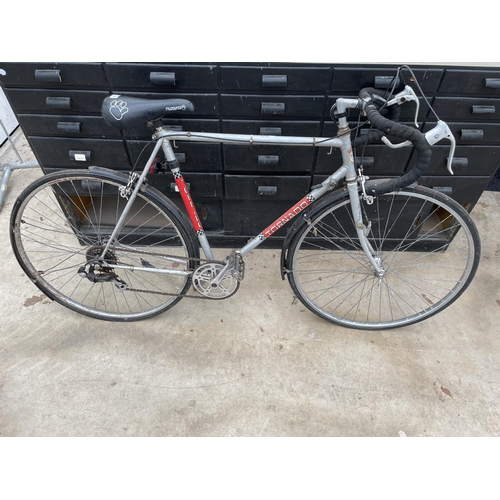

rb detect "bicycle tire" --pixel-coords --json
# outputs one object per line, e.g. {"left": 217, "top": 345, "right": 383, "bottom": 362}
{"left": 286, "top": 185, "right": 480, "bottom": 330}
{"left": 10, "top": 169, "right": 199, "bottom": 321}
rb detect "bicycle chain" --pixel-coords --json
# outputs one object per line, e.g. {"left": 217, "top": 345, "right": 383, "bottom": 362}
{"left": 107, "top": 246, "right": 232, "bottom": 300}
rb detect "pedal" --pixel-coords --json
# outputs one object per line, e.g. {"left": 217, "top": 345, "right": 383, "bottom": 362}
{"left": 227, "top": 250, "right": 245, "bottom": 281}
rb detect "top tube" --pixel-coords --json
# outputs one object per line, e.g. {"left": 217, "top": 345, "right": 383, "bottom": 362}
{"left": 154, "top": 129, "right": 345, "bottom": 149}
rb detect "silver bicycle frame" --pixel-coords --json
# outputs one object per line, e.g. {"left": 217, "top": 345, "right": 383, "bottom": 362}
{"left": 102, "top": 97, "right": 384, "bottom": 274}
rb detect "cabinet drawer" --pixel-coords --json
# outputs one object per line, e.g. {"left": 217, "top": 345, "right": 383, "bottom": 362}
{"left": 220, "top": 94, "right": 325, "bottom": 118}
{"left": 422, "top": 122, "right": 500, "bottom": 145}
{"left": 220, "top": 66, "right": 331, "bottom": 92}
{"left": 315, "top": 144, "right": 412, "bottom": 175}
{"left": 29, "top": 137, "right": 130, "bottom": 169}
{"left": 432, "top": 97, "right": 500, "bottom": 121}
{"left": 127, "top": 140, "right": 222, "bottom": 171}
{"left": 221, "top": 119, "right": 320, "bottom": 136}
{"left": 225, "top": 175, "right": 311, "bottom": 201}
{"left": 0, "top": 62, "right": 107, "bottom": 87}
{"left": 331, "top": 67, "right": 443, "bottom": 93}
{"left": 419, "top": 176, "right": 491, "bottom": 206}
{"left": 3, "top": 88, "right": 108, "bottom": 114}
{"left": 325, "top": 95, "right": 430, "bottom": 122}
{"left": 105, "top": 63, "right": 218, "bottom": 90}
{"left": 147, "top": 172, "right": 223, "bottom": 198}
{"left": 222, "top": 200, "right": 306, "bottom": 236}
{"left": 113, "top": 92, "right": 219, "bottom": 116}
{"left": 223, "top": 144, "right": 315, "bottom": 173}
{"left": 439, "top": 69, "right": 500, "bottom": 95}
{"left": 17, "top": 114, "right": 121, "bottom": 137}
{"left": 171, "top": 199, "right": 223, "bottom": 230}
{"left": 407, "top": 145, "right": 500, "bottom": 176}
{"left": 123, "top": 119, "right": 220, "bottom": 138}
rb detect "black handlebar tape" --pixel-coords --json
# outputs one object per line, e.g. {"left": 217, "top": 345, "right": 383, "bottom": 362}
{"left": 358, "top": 88, "right": 431, "bottom": 196}
{"left": 352, "top": 93, "right": 401, "bottom": 148}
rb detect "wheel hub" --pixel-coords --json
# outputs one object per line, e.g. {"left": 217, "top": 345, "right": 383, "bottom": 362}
{"left": 86, "top": 245, "right": 117, "bottom": 267}
{"left": 78, "top": 245, "right": 125, "bottom": 285}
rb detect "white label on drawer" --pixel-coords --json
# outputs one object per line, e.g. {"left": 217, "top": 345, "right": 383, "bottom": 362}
{"left": 74, "top": 153, "right": 87, "bottom": 161}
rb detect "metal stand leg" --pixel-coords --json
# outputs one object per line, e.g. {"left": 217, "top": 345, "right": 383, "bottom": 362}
{"left": 0, "top": 161, "right": 39, "bottom": 210}
{"left": 0, "top": 118, "right": 39, "bottom": 211}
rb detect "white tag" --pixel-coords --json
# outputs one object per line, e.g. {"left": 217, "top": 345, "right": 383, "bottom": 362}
{"left": 110, "top": 94, "right": 121, "bottom": 98}
{"left": 174, "top": 185, "right": 180, "bottom": 192}
{"left": 74, "top": 153, "right": 87, "bottom": 162}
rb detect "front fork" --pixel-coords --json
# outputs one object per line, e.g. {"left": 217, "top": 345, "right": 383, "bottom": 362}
{"left": 346, "top": 178, "right": 384, "bottom": 277}
{"left": 335, "top": 115, "right": 384, "bottom": 277}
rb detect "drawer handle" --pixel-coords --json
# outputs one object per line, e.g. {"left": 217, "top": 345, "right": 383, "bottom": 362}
{"left": 472, "top": 105, "right": 495, "bottom": 114}
{"left": 374, "top": 76, "right": 400, "bottom": 88}
{"left": 46, "top": 97, "right": 71, "bottom": 109}
{"left": 262, "top": 75, "right": 287, "bottom": 87}
{"left": 35, "top": 69, "right": 61, "bottom": 83}
{"left": 450, "top": 157, "right": 468, "bottom": 168}
{"left": 260, "top": 127, "right": 282, "bottom": 135}
{"left": 69, "top": 150, "right": 91, "bottom": 162}
{"left": 355, "top": 156, "right": 374, "bottom": 167}
{"left": 174, "top": 152, "right": 186, "bottom": 163}
{"left": 57, "top": 122, "right": 81, "bottom": 133}
{"left": 460, "top": 129, "right": 483, "bottom": 140}
{"left": 150, "top": 72, "right": 176, "bottom": 86}
{"left": 258, "top": 155, "right": 279, "bottom": 166}
{"left": 258, "top": 186, "right": 277, "bottom": 196}
{"left": 261, "top": 102, "right": 285, "bottom": 115}
{"left": 171, "top": 182, "right": 190, "bottom": 192}
{"left": 485, "top": 78, "right": 500, "bottom": 89}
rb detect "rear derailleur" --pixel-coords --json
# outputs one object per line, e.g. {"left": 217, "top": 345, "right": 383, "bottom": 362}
{"left": 77, "top": 246, "right": 128, "bottom": 289}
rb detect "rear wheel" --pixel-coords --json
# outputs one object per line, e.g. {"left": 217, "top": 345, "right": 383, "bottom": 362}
{"left": 10, "top": 169, "right": 199, "bottom": 321}
{"left": 286, "top": 186, "right": 480, "bottom": 330}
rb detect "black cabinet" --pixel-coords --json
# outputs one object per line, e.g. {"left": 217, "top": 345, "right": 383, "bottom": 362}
{"left": 1, "top": 62, "right": 498, "bottom": 247}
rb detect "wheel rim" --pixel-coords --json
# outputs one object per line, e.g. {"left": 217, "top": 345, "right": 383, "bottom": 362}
{"left": 12, "top": 174, "right": 193, "bottom": 320}
{"left": 290, "top": 190, "right": 477, "bottom": 329}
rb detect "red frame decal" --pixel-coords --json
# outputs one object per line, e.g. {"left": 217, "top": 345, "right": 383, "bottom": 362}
{"left": 175, "top": 175, "right": 204, "bottom": 232}
{"left": 261, "top": 196, "right": 312, "bottom": 239}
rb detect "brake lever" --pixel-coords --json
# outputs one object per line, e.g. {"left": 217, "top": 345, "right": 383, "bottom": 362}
{"left": 386, "top": 85, "right": 420, "bottom": 128}
{"left": 381, "top": 120, "right": 457, "bottom": 175}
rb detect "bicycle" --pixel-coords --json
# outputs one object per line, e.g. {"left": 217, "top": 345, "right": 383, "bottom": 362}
{"left": 9, "top": 66, "right": 481, "bottom": 330}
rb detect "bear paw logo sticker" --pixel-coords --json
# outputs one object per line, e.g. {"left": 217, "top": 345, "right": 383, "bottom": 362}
{"left": 109, "top": 99, "right": 129, "bottom": 121}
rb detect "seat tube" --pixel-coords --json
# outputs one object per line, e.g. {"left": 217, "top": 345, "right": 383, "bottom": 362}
{"left": 161, "top": 140, "right": 215, "bottom": 261}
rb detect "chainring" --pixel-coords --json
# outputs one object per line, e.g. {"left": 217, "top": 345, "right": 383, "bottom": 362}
{"left": 192, "top": 262, "right": 239, "bottom": 299}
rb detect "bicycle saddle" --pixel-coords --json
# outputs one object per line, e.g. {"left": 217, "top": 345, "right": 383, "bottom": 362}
{"left": 102, "top": 95, "right": 195, "bottom": 129}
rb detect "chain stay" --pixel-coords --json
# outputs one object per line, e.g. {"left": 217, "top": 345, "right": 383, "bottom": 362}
{"left": 106, "top": 245, "right": 229, "bottom": 300}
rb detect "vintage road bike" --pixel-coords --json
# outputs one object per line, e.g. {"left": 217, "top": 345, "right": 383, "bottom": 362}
{"left": 9, "top": 67, "right": 481, "bottom": 330}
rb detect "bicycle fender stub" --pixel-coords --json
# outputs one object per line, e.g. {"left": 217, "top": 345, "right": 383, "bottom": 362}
{"left": 279, "top": 189, "right": 350, "bottom": 280}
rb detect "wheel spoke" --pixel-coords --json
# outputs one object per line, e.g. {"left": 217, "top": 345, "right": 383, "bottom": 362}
{"left": 289, "top": 189, "right": 479, "bottom": 329}
{"left": 12, "top": 173, "right": 197, "bottom": 321}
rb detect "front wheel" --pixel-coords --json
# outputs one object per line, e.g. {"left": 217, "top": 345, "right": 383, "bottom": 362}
{"left": 286, "top": 185, "right": 481, "bottom": 330}
{"left": 10, "top": 169, "right": 199, "bottom": 321}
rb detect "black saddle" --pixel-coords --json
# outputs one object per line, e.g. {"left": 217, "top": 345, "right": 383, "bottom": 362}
{"left": 102, "top": 95, "right": 195, "bottom": 129}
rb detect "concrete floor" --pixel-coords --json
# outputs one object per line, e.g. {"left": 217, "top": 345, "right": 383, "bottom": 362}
{"left": 1, "top": 130, "right": 499, "bottom": 437}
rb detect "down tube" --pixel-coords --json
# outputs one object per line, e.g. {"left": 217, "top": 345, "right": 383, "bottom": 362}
{"left": 239, "top": 195, "right": 313, "bottom": 256}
